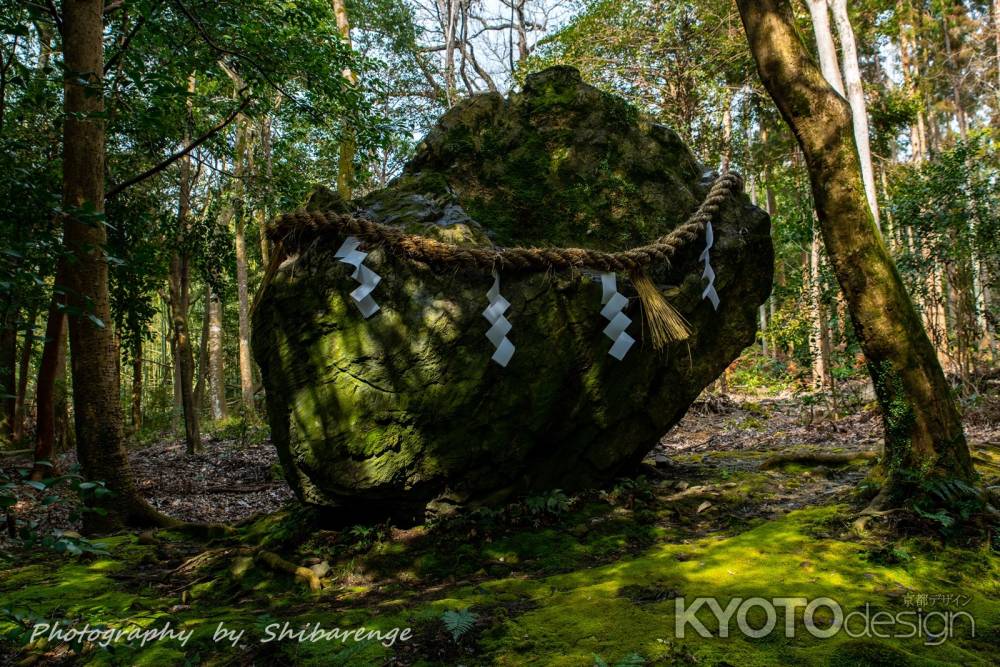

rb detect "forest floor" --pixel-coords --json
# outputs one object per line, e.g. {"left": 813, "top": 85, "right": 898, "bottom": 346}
{"left": 1, "top": 390, "right": 998, "bottom": 665}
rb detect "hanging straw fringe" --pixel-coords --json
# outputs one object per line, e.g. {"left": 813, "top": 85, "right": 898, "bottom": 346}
{"left": 631, "top": 270, "right": 691, "bottom": 349}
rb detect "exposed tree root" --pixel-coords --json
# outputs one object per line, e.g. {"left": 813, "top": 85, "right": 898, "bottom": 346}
{"left": 760, "top": 451, "right": 877, "bottom": 470}
{"left": 852, "top": 487, "right": 895, "bottom": 535}
{"left": 255, "top": 549, "right": 322, "bottom": 591}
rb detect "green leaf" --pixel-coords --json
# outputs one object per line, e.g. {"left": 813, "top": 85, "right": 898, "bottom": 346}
{"left": 441, "top": 608, "right": 477, "bottom": 642}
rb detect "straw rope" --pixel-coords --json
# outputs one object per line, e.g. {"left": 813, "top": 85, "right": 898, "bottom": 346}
{"left": 267, "top": 172, "right": 741, "bottom": 275}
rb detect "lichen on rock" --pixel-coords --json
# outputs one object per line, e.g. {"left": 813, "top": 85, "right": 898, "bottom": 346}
{"left": 252, "top": 65, "right": 773, "bottom": 520}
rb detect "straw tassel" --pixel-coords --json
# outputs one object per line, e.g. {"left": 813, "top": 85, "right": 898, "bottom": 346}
{"left": 630, "top": 270, "right": 691, "bottom": 349}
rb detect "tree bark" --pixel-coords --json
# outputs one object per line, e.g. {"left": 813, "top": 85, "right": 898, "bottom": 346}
{"left": 32, "top": 272, "right": 66, "bottom": 479}
{"left": 12, "top": 309, "right": 36, "bottom": 442}
{"left": 236, "top": 205, "right": 254, "bottom": 414}
{"left": 332, "top": 0, "right": 356, "bottom": 199}
{"left": 167, "top": 74, "right": 201, "bottom": 454}
{"left": 736, "top": 0, "right": 973, "bottom": 507}
{"left": 805, "top": 0, "right": 845, "bottom": 95}
{"left": 61, "top": 0, "right": 172, "bottom": 531}
{"left": 131, "top": 342, "right": 142, "bottom": 431}
{"left": 53, "top": 320, "right": 71, "bottom": 453}
{"left": 829, "top": 0, "right": 881, "bottom": 229}
{"left": 808, "top": 224, "right": 830, "bottom": 389}
{"left": 207, "top": 289, "right": 227, "bottom": 420}
{"left": 0, "top": 302, "right": 15, "bottom": 443}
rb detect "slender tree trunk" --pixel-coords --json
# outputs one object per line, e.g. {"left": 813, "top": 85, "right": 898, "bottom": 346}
{"left": 170, "top": 314, "right": 181, "bottom": 426}
{"left": 257, "top": 113, "right": 273, "bottom": 266}
{"left": 0, "top": 302, "right": 15, "bottom": 442}
{"left": 829, "top": 0, "right": 881, "bottom": 229}
{"left": 808, "top": 224, "right": 830, "bottom": 389}
{"left": 12, "top": 309, "right": 36, "bottom": 442}
{"left": 736, "top": 0, "right": 973, "bottom": 510}
{"left": 53, "top": 319, "right": 71, "bottom": 453}
{"left": 208, "top": 289, "right": 227, "bottom": 420}
{"left": 806, "top": 0, "right": 845, "bottom": 94}
{"left": 131, "top": 343, "right": 142, "bottom": 431}
{"left": 32, "top": 278, "right": 66, "bottom": 479}
{"left": 332, "top": 0, "right": 356, "bottom": 199}
{"left": 236, "top": 208, "right": 254, "bottom": 414}
{"left": 193, "top": 284, "right": 210, "bottom": 410}
{"left": 940, "top": 11, "right": 968, "bottom": 141}
{"left": 896, "top": 9, "right": 923, "bottom": 162}
{"left": 167, "top": 76, "right": 200, "bottom": 454}
{"left": 61, "top": 0, "right": 171, "bottom": 530}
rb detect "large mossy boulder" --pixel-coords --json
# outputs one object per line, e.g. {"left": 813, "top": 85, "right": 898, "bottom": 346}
{"left": 253, "top": 66, "right": 773, "bottom": 520}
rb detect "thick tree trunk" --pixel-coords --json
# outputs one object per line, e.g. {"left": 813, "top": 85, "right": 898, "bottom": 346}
{"left": 829, "top": 0, "right": 881, "bottom": 229}
{"left": 61, "top": 0, "right": 172, "bottom": 531}
{"left": 207, "top": 290, "right": 227, "bottom": 420}
{"left": 736, "top": 0, "right": 973, "bottom": 507}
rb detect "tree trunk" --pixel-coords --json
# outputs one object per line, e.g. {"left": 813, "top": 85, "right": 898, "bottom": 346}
{"left": 167, "top": 76, "right": 200, "bottom": 454}
{"left": 131, "top": 343, "right": 142, "bottom": 431}
{"left": 53, "top": 319, "right": 71, "bottom": 453}
{"left": 208, "top": 289, "right": 227, "bottom": 420}
{"left": 736, "top": 0, "right": 973, "bottom": 509}
{"left": 61, "top": 0, "right": 170, "bottom": 531}
{"left": 257, "top": 112, "right": 274, "bottom": 266}
{"left": 31, "top": 278, "right": 66, "bottom": 479}
{"left": 332, "top": 0, "right": 356, "bottom": 199}
{"left": 193, "top": 284, "right": 210, "bottom": 410}
{"left": 236, "top": 210, "right": 254, "bottom": 414}
{"left": 806, "top": 0, "right": 845, "bottom": 95}
{"left": 808, "top": 225, "right": 829, "bottom": 389}
{"left": 829, "top": 0, "right": 881, "bottom": 229}
{"left": 12, "top": 308, "right": 36, "bottom": 442}
{"left": 0, "top": 303, "right": 15, "bottom": 443}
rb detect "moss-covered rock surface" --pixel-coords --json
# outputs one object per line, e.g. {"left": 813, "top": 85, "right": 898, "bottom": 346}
{"left": 252, "top": 66, "right": 773, "bottom": 516}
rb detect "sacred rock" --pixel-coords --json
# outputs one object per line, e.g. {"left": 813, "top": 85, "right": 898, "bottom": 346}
{"left": 252, "top": 65, "right": 773, "bottom": 521}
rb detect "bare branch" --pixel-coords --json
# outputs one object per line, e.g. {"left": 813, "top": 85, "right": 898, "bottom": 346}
{"left": 105, "top": 90, "right": 252, "bottom": 201}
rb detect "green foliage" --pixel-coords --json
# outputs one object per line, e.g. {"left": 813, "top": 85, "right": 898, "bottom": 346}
{"left": 525, "top": 489, "right": 571, "bottom": 516}
{"left": 594, "top": 653, "right": 645, "bottom": 667}
{"left": 601, "top": 477, "right": 654, "bottom": 509}
{"left": 440, "top": 607, "right": 477, "bottom": 642}
{"left": 0, "top": 463, "right": 111, "bottom": 556}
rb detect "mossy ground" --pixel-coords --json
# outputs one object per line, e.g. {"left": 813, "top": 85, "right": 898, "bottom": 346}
{"left": 2, "top": 397, "right": 998, "bottom": 665}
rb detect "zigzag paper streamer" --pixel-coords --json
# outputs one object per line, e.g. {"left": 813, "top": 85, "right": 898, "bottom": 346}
{"left": 699, "top": 221, "right": 720, "bottom": 310}
{"left": 483, "top": 270, "right": 515, "bottom": 367}
{"left": 599, "top": 272, "right": 635, "bottom": 360}
{"left": 334, "top": 236, "right": 382, "bottom": 319}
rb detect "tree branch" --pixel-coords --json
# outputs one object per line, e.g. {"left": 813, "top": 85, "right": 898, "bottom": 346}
{"left": 105, "top": 1, "right": 166, "bottom": 74}
{"left": 105, "top": 91, "right": 251, "bottom": 201}
{"left": 172, "top": 0, "right": 322, "bottom": 122}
